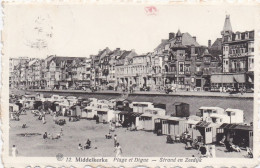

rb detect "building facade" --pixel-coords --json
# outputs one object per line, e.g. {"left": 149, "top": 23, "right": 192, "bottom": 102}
{"left": 211, "top": 15, "right": 254, "bottom": 91}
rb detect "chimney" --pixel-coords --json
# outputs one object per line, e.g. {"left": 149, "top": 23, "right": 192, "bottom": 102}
{"left": 208, "top": 40, "right": 212, "bottom": 48}
{"left": 169, "top": 32, "right": 175, "bottom": 40}
{"left": 193, "top": 36, "right": 196, "bottom": 42}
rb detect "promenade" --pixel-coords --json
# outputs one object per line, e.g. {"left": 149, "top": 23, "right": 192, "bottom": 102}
{"left": 23, "top": 89, "right": 254, "bottom": 99}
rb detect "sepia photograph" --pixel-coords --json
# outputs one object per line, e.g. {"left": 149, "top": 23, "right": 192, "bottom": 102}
{"left": 2, "top": 2, "right": 259, "bottom": 167}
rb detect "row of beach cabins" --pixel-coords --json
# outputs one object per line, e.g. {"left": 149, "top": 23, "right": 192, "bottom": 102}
{"left": 9, "top": 93, "right": 253, "bottom": 149}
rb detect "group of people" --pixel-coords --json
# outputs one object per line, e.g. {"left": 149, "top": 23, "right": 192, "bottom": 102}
{"left": 43, "top": 127, "right": 63, "bottom": 140}
{"left": 78, "top": 139, "right": 91, "bottom": 150}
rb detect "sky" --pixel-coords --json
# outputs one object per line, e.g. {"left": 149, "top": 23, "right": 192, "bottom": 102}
{"left": 4, "top": 4, "right": 258, "bottom": 58}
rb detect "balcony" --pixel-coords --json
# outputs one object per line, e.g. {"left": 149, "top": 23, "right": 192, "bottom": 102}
{"left": 230, "top": 68, "right": 247, "bottom": 73}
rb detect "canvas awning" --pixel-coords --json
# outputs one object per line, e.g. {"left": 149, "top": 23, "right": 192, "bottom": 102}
{"left": 211, "top": 74, "right": 233, "bottom": 84}
{"left": 211, "top": 74, "right": 246, "bottom": 84}
{"left": 233, "top": 74, "right": 246, "bottom": 83}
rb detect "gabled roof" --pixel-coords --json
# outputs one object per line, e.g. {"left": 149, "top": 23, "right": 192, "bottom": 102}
{"left": 180, "top": 33, "right": 200, "bottom": 46}
{"left": 119, "top": 51, "right": 132, "bottom": 59}
{"left": 154, "top": 39, "right": 169, "bottom": 51}
{"left": 196, "top": 121, "right": 211, "bottom": 127}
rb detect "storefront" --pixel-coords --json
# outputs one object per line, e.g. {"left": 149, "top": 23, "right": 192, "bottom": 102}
{"left": 210, "top": 73, "right": 246, "bottom": 92}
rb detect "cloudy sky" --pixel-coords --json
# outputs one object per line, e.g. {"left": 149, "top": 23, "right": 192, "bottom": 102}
{"left": 4, "top": 3, "right": 258, "bottom": 58}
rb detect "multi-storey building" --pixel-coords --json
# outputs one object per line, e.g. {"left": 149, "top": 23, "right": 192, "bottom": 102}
{"left": 91, "top": 47, "right": 111, "bottom": 87}
{"left": 154, "top": 30, "right": 221, "bottom": 91}
{"left": 211, "top": 15, "right": 254, "bottom": 91}
{"left": 45, "top": 56, "right": 83, "bottom": 89}
{"left": 9, "top": 57, "right": 30, "bottom": 88}
{"left": 115, "top": 49, "right": 138, "bottom": 90}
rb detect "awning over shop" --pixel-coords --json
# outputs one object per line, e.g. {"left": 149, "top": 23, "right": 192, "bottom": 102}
{"left": 59, "top": 82, "right": 67, "bottom": 86}
{"left": 233, "top": 74, "right": 246, "bottom": 83}
{"left": 211, "top": 74, "right": 233, "bottom": 84}
{"left": 211, "top": 74, "right": 246, "bottom": 84}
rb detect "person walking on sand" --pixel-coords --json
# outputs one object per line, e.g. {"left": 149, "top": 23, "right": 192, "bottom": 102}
{"left": 12, "top": 145, "right": 18, "bottom": 157}
{"left": 114, "top": 134, "right": 117, "bottom": 147}
{"left": 114, "top": 143, "right": 122, "bottom": 157}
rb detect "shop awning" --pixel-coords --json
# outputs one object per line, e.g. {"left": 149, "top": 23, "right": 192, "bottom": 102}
{"left": 211, "top": 74, "right": 246, "bottom": 84}
{"left": 59, "top": 82, "right": 67, "bottom": 86}
{"left": 233, "top": 74, "right": 246, "bottom": 83}
{"left": 211, "top": 74, "right": 233, "bottom": 83}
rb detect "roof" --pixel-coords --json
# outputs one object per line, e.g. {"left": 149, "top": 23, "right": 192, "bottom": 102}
{"left": 219, "top": 123, "right": 252, "bottom": 131}
{"left": 154, "top": 39, "right": 169, "bottom": 51}
{"left": 156, "top": 115, "right": 171, "bottom": 120}
{"left": 119, "top": 51, "right": 132, "bottom": 60}
{"left": 199, "top": 106, "right": 224, "bottom": 110}
{"left": 196, "top": 121, "right": 211, "bottom": 127}
{"left": 225, "top": 108, "right": 243, "bottom": 113}
{"left": 140, "top": 113, "right": 156, "bottom": 118}
{"left": 168, "top": 116, "right": 184, "bottom": 121}
{"left": 47, "top": 56, "right": 82, "bottom": 68}
{"left": 173, "top": 102, "right": 189, "bottom": 106}
{"left": 186, "top": 119, "right": 200, "bottom": 125}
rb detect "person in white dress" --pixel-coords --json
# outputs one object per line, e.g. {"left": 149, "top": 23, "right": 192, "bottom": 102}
{"left": 114, "top": 143, "right": 122, "bottom": 157}
{"left": 12, "top": 145, "right": 18, "bottom": 157}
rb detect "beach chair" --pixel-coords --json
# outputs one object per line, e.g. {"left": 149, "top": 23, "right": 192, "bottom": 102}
{"left": 166, "top": 135, "right": 174, "bottom": 144}
{"left": 246, "top": 147, "right": 253, "bottom": 158}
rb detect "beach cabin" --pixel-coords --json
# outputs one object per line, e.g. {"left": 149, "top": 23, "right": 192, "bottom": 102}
{"left": 173, "top": 102, "right": 190, "bottom": 117}
{"left": 108, "top": 99, "right": 117, "bottom": 109}
{"left": 185, "top": 115, "right": 201, "bottom": 135}
{"left": 139, "top": 113, "right": 158, "bottom": 131}
{"left": 98, "top": 99, "right": 110, "bottom": 105}
{"left": 66, "top": 96, "right": 78, "bottom": 106}
{"left": 22, "top": 95, "right": 36, "bottom": 109}
{"left": 162, "top": 117, "right": 187, "bottom": 136}
{"left": 153, "top": 103, "right": 167, "bottom": 111}
{"left": 70, "top": 105, "right": 83, "bottom": 117}
{"left": 144, "top": 107, "right": 166, "bottom": 116}
{"left": 217, "top": 123, "right": 253, "bottom": 149}
{"left": 83, "top": 106, "right": 97, "bottom": 119}
{"left": 33, "top": 101, "right": 43, "bottom": 110}
{"left": 115, "top": 99, "right": 131, "bottom": 111}
{"left": 9, "top": 103, "right": 19, "bottom": 112}
{"left": 154, "top": 116, "right": 171, "bottom": 135}
{"left": 132, "top": 102, "right": 154, "bottom": 113}
{"left": 96, "top": 103, "right": 112, "bottom": 123}
{"left": 224, "top": 108, "right": 244, "bottom": 124}
{"left": 198, "top": 107, "right": 229, "bottom": 123}
{"left": 118, "top": 110, "right": 142, "bottom": 128}
{"left": 89, "top": 98, "right": 98, "bottom": 104}
{"left": 22, "top": 94, "right": 36, "bottom": 101}
{"left": 195, "top": 121, "right": 220, "bottom": 144}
